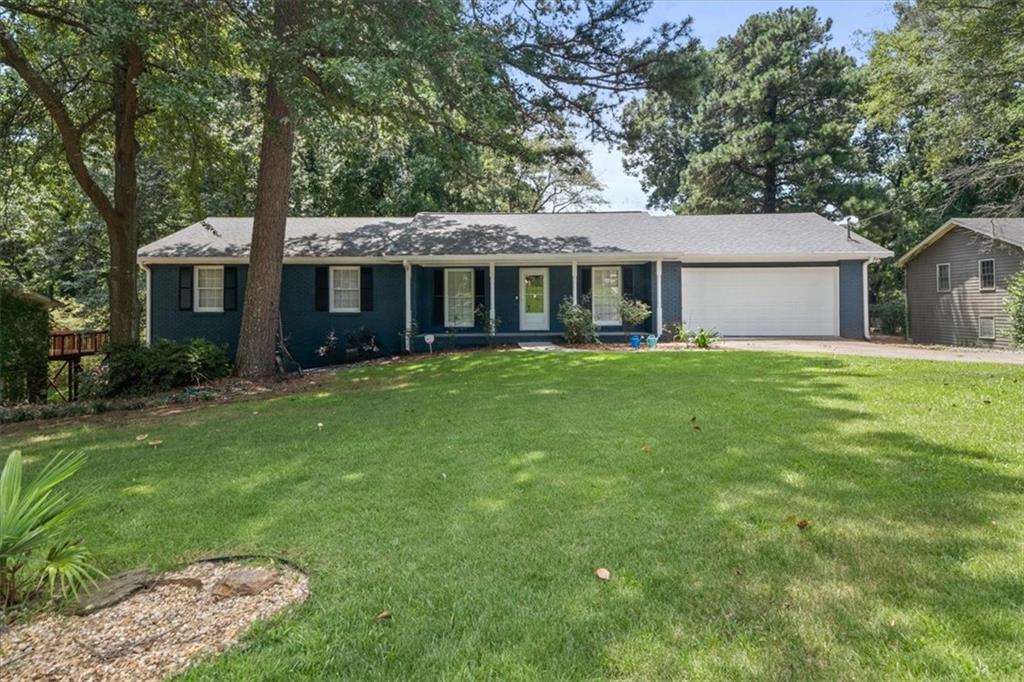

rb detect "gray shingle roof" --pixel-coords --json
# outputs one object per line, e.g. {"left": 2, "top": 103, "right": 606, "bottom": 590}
{"left": 137, "top": 212, "right": 892, "bottom": 259}
{"left": 950, "top": 218, "right": 1024, "bottom": 248}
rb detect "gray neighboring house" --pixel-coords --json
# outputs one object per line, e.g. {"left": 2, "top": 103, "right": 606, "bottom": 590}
{"left": 899, "top": 218, "right": 1024, "bottom": 349}
{"left": 138, "top": 211, "right": 891, "bottom": 365}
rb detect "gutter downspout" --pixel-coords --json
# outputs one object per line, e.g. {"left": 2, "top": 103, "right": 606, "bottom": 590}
{"left": 489, "top": 261, "right": 495, "bottom": 325}
{"left": 863, "top": 260, "right": 871, "bottom": 340}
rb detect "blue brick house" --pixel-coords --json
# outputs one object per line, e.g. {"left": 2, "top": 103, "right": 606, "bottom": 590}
{"left": 138, "top": 212, "right": 892, "bottom": 366}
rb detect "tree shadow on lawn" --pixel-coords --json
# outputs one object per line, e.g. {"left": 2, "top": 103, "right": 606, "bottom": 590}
{"left": 7, "top": 351, "right": 1023, "bottom": 679}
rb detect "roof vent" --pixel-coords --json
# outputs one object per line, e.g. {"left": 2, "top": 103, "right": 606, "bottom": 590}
{"left": 838, "top": 215, "right": 860, "bottom": 240}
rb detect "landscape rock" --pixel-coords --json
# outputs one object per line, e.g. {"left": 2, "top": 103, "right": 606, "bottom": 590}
{"left": 211, "top": 568, "right": 279, "bottom": 600}
{"left": 73, "top": 568, "right": 157, "bottom": 615}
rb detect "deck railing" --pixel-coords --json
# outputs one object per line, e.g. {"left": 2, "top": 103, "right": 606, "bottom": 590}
{"left": 49, "top": 330, "right": 109, "bottom": 360}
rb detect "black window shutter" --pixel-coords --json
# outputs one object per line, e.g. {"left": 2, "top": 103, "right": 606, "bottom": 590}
{"left": 178, "top": 266, "right": 193, "bottom": 311}
{"left": 360, "top": 266, "right": 373, "bottom": 311}
{"left": 315, "top": 266, "right": 329, "bottom": 311}
{"left": 622, "top": 266, "right": 635, "bottom": 299}
{"left": 474, "top": 269, "right": 485, "bottom": 319}
{"left": 580, "top": 267, "right": 592, "bottom": 300}
{"left": 431, "top": 269, "right": 445, "bottom": 326}
{"left": 223, "top": 266, "right": 238, "bottom": 311}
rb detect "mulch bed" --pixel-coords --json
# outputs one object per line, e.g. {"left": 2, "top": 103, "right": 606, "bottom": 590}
{"left": 0, "top": 561, "right": 308, "bottom": 681}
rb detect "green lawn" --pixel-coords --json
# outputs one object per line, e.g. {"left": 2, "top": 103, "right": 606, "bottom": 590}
{"left": 4, "top": 350, "right": 1024, "bottom": 680}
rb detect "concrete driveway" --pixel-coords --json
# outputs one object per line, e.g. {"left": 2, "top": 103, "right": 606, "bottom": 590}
{"left": 720, "top": 338, "right": 1024, "bottom": 365}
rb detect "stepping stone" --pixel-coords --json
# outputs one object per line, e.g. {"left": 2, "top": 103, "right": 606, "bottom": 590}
{"left": 211, "top": 568, "right": 279, "bottom": 600}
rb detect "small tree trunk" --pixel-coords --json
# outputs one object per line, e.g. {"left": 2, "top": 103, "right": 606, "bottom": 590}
{"left": 234, "top": 0, "right": 301, "bottom": 378}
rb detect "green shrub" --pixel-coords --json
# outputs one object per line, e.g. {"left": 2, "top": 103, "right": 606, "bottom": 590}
{"left": 1007, "top": 270, "right": 1024, "bottom": 347}
{"left": 86, "top": 338, "right": 230, "bottom": 398}
{"left": 0, "top": 289, "right": 50, "bottom": 405}
{"left": 557, "top": 297, "right": 597, "bottom": 344}
{"left": 1, "top": 450, "right": 102, "bottom": 610}
{"left": 870, "top": 299, "right": 906, "bottom": 335}
{"left": 619, "top": 297, "right": 652, "bottom": 340}
{"left": 692, "top": 328, "right": 720, "bottom": 349}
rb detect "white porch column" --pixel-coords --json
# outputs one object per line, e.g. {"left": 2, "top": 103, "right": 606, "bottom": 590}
{"left": 143, "top": 264, "right": 152, "bottom": 346}
{"left": 403, "top": 260, "right": 412, "bottom": 352}
{"left": 655, "top": 258, "right": 663, "bottom": 338}
{"left": 571, "top": 260, "right": 578, "bottom": 304}
{"left": 489, "top": 261, "right": 496, "bottom": 322}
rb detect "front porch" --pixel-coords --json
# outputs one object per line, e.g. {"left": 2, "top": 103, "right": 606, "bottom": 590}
{"left": 399, "top": 260, "right": 671, "bottom": 351}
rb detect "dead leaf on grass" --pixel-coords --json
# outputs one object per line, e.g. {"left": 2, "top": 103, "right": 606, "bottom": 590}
{"left": 135, "top": 434, "right": 149, "bottom": 441}
{"left": 692, "top": 425, "right": 701, "bottom": 432}
{"left": 797, "top": 519, "right": 811, "bottom": 530}
{"left": 640, "top": 444, "right": 654, "bottom": 454}
{"left": 374, "top": 610, "right": 392, "bottom": 621}
{"left": 594, "top": 568, "right": 611, "bottom": 581}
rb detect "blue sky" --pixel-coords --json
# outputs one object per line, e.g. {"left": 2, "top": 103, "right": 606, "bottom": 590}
{"left": 588, "top": 0, "right": 898, "bottom": 211}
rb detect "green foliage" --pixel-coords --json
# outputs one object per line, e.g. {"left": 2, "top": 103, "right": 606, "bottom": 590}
{"left": 0, "top": 289, "right": 50, "bottom": 405}
{"left": 864, "top": 0, "right": 1024, "bottom": 217}
{"left": 557, "top": 297, "right": 598, "bottom": 344}
{"left": 623, "top": 7, "right": 862, "bottom": 214}
{"left": 666, "top": 322, "right": 691, "bottom": 344}
{"left": 692, "top": 328, "right": 720, "bottom": 349}
{"left": 619, "top": 297, "right": 652, "bottom": 340}
{"left": 86, "top": 339, "right": 230, "bottom": 398}
{"left": 1006, "top": 271, "right": 1024, "bottom": 348}
{"left": 870, "top": 299, "right": 907, "bottom": 336}
{"left": 0, "top": 450, "right": 101, "bottom": 609}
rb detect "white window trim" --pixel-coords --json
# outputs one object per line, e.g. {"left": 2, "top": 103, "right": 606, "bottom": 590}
{"left": 194, "top": 265, "right": 224, "bottom": 313}
{"left": 978, "top": 259, "right": 995, "bottom": 292}
{"left": 979, "top": 315, "right": 996, "bottom": 340}
{"left": 329, "top": 265, "right": 361, "bottom": 313}
{"left": 936, "top": 263, "right": 951, "bottom": 292}
{"left": 444, "top": 268, "right": 475, "bottom": 328}
{"left": 592, "top": 265, "right": 623, "bottom": 326}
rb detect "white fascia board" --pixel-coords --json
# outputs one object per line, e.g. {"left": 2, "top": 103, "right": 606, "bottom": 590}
{"left": 139, "top": 251, "right": 891, "bottom": 266}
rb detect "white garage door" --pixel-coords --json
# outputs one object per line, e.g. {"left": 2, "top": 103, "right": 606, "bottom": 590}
{"left": 681, "top": 267, "right": 839, "bottom": 336}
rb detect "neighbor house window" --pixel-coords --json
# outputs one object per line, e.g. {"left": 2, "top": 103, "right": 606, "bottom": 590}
{"left": 194, "top": 265, "right": 224, "bottom": 312}
{"left": 979, "top": 259, "right": 995, "bottom": 291}
{"left": 592, "top": 266, "right": 622, "bottom": 325}
{"left": 445, "top": 268, "right": 475, "bottom": 327}
{"left": 979, "top": 316, "right": 996, "bottom": 340}
{"left": 936, "top": 263, "right": 951, "bottom": 292}
{"left": 330, "top": 266, "right": 360, "bottom": 312}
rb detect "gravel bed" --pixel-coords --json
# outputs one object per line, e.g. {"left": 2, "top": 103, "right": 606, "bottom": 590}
{"left": 0, "top": 561, "right": 308, "bottom": 681}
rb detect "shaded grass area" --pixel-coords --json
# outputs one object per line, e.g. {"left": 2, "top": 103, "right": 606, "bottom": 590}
{"left": 4, "top": 350, "right": 1024, "bottom": 680}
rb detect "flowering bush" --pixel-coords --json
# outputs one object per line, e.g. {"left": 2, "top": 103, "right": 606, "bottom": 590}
{"left": 557, "top": 297, "right": 598, "bottom": 344}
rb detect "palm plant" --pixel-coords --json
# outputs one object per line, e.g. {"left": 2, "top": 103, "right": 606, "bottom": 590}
{"left": 0, "top": 450, "right": 101, "bottom": 610}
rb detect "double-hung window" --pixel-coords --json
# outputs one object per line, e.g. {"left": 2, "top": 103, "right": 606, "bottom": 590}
{"left": 979, "top": 259, "right": 995, "bottom": 291}
{"left": 936, "top": 263, "right": 951, "bottom": 292}
{"left": 592, "top": 266, "right": 622, "bottom": 325}
{"left": 330, "top": 266, "right": 361, "bottom": 312}
{"left": 445, "top": 269, "right": 475, "bottom": 327}
{"left": 979, "top": 316, "right": 996, "bottom": 340}
{"left": 195, "top": 265, "right": 224, "bottom": 312}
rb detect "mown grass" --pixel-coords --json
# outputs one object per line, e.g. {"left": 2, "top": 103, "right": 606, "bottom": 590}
{"left": 3, "top": 350, "right": 1023, "bottom": 680}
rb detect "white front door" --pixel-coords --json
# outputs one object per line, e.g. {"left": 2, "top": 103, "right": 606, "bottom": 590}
{"left": 520, "top": 268, "right": 549, "bottom": 331}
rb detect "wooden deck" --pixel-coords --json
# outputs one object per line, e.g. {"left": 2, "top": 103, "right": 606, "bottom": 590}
{"left": 48, "top": 330, "right": 108, "bottom": 401}
{"left": 49, "top": 330, "right": 109, "bottom": 361}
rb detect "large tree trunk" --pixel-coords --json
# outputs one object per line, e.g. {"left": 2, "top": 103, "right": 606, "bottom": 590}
{"left": 109, "top": 44, "right": 144, "bottom": 345}
{"left": 234, "top": 0, "right": 301, "bottom": 378}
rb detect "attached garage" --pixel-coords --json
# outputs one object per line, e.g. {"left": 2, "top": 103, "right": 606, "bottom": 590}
{"left": 681, "top": 266, "right": 840, "bottom": 336}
